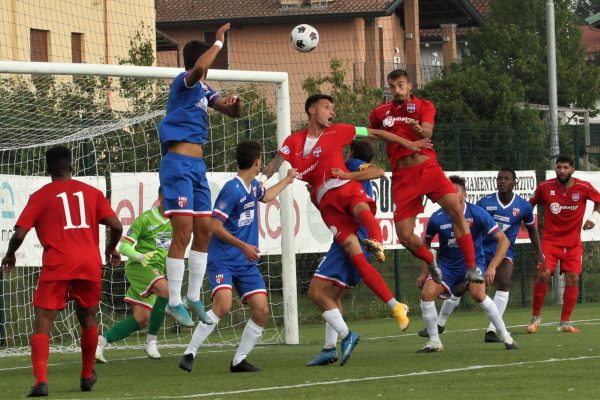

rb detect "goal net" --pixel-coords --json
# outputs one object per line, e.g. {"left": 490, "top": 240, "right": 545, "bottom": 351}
{"left": 0, "top": 61, "right": 298, "bottom": 357}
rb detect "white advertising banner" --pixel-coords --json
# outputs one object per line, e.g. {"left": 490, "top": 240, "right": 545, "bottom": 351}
{"left": 0, "top": 175, "right": 107, "bottom": 266}
{"left": 110, "top": 170, "right": 539, "bottom": 255}
{"left": 544, "top": 170, "right": 600, "bottom": 242}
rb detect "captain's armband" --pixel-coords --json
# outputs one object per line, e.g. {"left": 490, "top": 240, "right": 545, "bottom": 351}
{"left": 355, "top": 126, "right": 368, "bottom": 137}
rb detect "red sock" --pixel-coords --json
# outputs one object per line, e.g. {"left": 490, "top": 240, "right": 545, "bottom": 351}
{"left": 357, "top": 209, "right": 382, "bottom": 243}
{"left": 456, "top": 233, "right": 476, "bottom": 268}
{"left": 31, "top": 333, "right": 49, "bottom": 384}
{"left": 412, "top": 244, "right": 434, "bottom": 264}
{"left": 532, "top": 281, "right": 548, "bottom": 317}
{"left": 561, "top": 285, "right": 579, "bottom": 322}
{"left": 350, "top": 253, "right": 394, "bottom": 303}
{"left": 80, "top": 325, "right": 98, "bottom": 379}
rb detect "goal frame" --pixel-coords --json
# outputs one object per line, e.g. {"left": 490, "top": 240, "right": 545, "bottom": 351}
{"left": 0, "top": 60, "right": 299, "bottom": 345}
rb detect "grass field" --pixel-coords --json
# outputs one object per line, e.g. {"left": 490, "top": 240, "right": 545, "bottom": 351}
{"left": 2, "top": 303, "right": 600, "bottom": 399}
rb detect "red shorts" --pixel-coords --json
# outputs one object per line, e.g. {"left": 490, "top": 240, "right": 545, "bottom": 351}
{"left": 318, "top": 181, "right": 377, "bottom": 244}
{"left": 33, "top": 279, "right": 101, "bottom": 310}
{"left": 540, "top": 241, "right": 583, "bottom": 275}
{"left": 392, "top": 157, "right": 456, "bottom": 222}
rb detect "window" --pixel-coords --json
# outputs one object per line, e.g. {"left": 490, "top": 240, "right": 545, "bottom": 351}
{"left": 30, "top": 29, "right": 49, "bottom": 62}
{"left": 71, "top": 32, "right": 83, "bottom": 63}
{"left": 203, "top": 32, "right": 228, "bottom": 69}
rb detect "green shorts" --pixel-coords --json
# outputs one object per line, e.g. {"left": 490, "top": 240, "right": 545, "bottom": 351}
{"left": 124, "top": 261, "right": 165, "bottom": 310}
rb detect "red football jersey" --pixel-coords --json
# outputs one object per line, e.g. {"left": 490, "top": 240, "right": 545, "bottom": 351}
{"left": 530, "top": 178, "right": 600, "bottom": 246}
{"left": 278, "top": 123, "right": 356, "bottom": 194}
{"left": 16, "top": 179, "right": 116, "bottom": 282}
{"left": 369, "top": 95, "right": 436, "bottom": 169}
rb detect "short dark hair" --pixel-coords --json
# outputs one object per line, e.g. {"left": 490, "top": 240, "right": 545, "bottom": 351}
{"left": 349, "top": 140, "right": 375, "bottom": 163}
{"left": 183, "top": 40, "right": 212, "bottom": 70}
{"left": 556, "top": 155, "right": 574, "bottom": 166}
{"left": 305, "top": 93, "right": 334, "bottom": 115}
{"left": 448, "top": 175, "right": 466, "bottom": 190}
{"left": 236, "top": 140, "right": 263, "bottom": 170}
{"left": 387, "top": 69, "right": 410, "bottom": 81}
{"left": 498, "top": 167, "right": 517, "bottom": 180}
{"left": 45, "top": 146, "right": 72, "bottom": 174}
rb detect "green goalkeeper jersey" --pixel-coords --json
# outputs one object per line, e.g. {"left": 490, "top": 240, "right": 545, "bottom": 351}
{"left": 121, "top": 207, "right": 172, "bottom": 271}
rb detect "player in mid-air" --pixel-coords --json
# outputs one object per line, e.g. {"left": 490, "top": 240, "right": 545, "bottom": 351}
{"left": 416, "top": 175, "right": 517, "bottom": 353}
{"left": 369, "top": 69, "right": 480, "bottom": 287}
{"left": 179, "top": 140, "right": 296, "bottom": 373}
{"left": 1, "top": 146, "right": 122, "bottom": 397}
{"left": 158, "top": 22, "right": 243, "bottom": 327}
{"left": 96, "top": 187, "right": 171, "bottom": 362}
{"left": 419, "top": 169, "right": 546, "bottom": 342}
{"left": 526, "top": 155, "right": 600, "bottom": 334}
{"left": 262, "top": 93, "right": 433, "bottom": 331}
{"left": 306, "top": 140, "right": 381, "bottom": 367}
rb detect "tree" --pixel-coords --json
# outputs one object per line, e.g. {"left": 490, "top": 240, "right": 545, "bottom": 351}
{"left": 573, "top": 0, "right": 600, "bottom": 22}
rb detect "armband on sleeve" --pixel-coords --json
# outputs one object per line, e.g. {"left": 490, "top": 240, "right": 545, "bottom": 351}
{"left": 355, "top": 126, "right": 368, "bottom": 137}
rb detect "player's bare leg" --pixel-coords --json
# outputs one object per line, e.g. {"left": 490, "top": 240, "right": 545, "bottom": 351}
{"left": 184, "top": 217, "right": 213, "bottom": 324}
{"left": 528, "top": 266, "right": 552, "bottom": 333}
{"left": 418, "top": 281, "right": 445, "bottom": 353}
{"left": 486, "top": 259, "right": 513, "bottom": 342}
{"left": 165, "top": 214, "right": 194, "bottom": 326}
{"left": 395, "top": 217, "right": 442, "bottom": 283}
{"left": 352, "top": 202, "right": 385, "bottom": 262}
{"left": 469, "top": 282, "right": 517, "bottom": 350}
{"left": 558, "top": 272, "right": 580, "bottom": 333}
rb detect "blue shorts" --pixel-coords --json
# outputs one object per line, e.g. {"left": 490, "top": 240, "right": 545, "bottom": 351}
{"left": 207, "top": 262, "right": 267, "bottom": 302}
{"left": 159, "top": 152, "right": 211, "bottom": 217}
{"left": 313, "top": 227, "right": 368, "bottom": 288}
{"left": 436, "top": 263, "right": 484, "bottom": 299}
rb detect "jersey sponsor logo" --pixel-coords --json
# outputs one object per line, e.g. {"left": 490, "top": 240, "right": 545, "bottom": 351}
{"left": 240, "top": 196, "right": 247, "bottom": 203}
{"left": 382, "top": 115, "right": 414, "bottom": 127}
{"left": 178, "top": 196, "right": 188, "bottom": 208}
{"left": 216, "top": 273, "right": 224, "bottom": 284}
{"left": 550, "top": 202, "right": 579, "bottom": 214}
{"left": 407, "top": 103, "right": 416, "bottom": 113}
{"left": 512, "top": 208, "right": 520, "bottom": 217}
{"left": 494, "top": 215, "right": 510, "bottom": 223}
{"left": 440, "top": 223, "right": 452, "bottom": 230}
{"left": 550, "top": 190, "right": 556, "bottom": 195}
{"left": 486, "top": 206, "right": 498, "bottom": 211}
{"left": 244, "top": 201, "right": 254, "bottom": 209}
{"left": 312, "top": 146, "right": 322, "bottom": 157}
{"left": 148, "top": 224, "right": 160, "bottom": 231}
{"left": 297, "top": 161, "right": 319, "bottom": 179}
{"left": 280, "top": 145, "right": 290, "bottom": 155}
{"left": 238, "top": 209, "right": 255, "bottom": 227}
{"left": 572, "top": 193, "right": 580, "bottom": 202}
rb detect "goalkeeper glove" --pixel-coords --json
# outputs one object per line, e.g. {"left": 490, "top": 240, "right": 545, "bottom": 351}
{"left": 135, "top": 251, "right": 159, "bottom": 267}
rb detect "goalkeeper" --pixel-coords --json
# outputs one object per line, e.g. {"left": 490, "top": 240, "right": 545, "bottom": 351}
{"left": 96, "top": 187, "right": 173, "bottom": 362}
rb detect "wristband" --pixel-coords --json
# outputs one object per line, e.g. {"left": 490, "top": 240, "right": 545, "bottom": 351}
{"left": 589, "top": 211, "right": 600, "bottom": 224}
{"left": 214, "top": 40, "right": 223, "bottom": 49}
{"left": 355, "top": 126, "right": 368, "bottom": 137}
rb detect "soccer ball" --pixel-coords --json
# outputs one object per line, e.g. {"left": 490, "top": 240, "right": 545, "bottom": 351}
{"left": 291, "top": 24, "right": 319, "bottom": 53}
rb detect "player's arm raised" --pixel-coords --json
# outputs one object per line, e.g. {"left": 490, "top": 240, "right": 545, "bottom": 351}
{"left": 356, "top": 126, "right": 432, "bottom": 152}
{"left": 212, "top": 218, "right": 260, "bottom": 262}
{"left": 262, "top": 153, "right": 286, "bottom": 181}
{"left": 1, "top": 226, "right": 29, "bottom": 273}
{"left": 261, "top": 168, "right": 296, "bottom": 203}
{"left": 212, "top": 93, "right": 243, "bottom": 118}
{"left": 484, "top": 230, "right": 510, "bottom": 286}
{"left": 331, "top": 164, "right": 384, "bottom": 181}
{"left": 101, "top": 215, "right": 123, "bottom": 266}
{"left": 185, "top": 23, "right": 230, "bottom": 86}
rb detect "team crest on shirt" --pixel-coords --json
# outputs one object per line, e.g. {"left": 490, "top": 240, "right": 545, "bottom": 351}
{"left": 407, "top": 103, "right": 416, "bottom": 113}
{"left": 178, "top": 196, "right": 188, "bottom": 208}
{"left": 550, "top": 190, "right": 555, "bottom": 196}
{"left": 280, "top": 145, "right": 290, "bottom": 155}
{"left": 512, "top": 208, "right": 520, "bottom": 217}
{"left": 572, "top": 193, "right": 580, "bottom": 202}
{"left": 216, "top": 274, "right": 224, "bottom": 284}
{"left": 313, "top": 146, "right": 322, "bottom": 157}
{"left": 252, "top": 187, "right": 257, "bottom": 197}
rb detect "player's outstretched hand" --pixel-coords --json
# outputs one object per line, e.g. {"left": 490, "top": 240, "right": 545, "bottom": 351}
{"left": 331, "top": 168, "right": 349, "bottom": 179}
{"left": 406, "top": 138, "right": 432, "bottom": 152}
{"left": 106, "top": 249, "right": 121, "bottom": 267}
{"left": 224, "top": 93, "right": 241, "bottom": 106}
{"left": 1, "top": 254, "right": 16, "bottom": 273}
{"left": 216, "top": 23, "right": 231, "bottom": 42}
{"left": 583, "top": 219, "right": 595, "bottom": 230}
{"left": 137, "top": 250, "right": 159, "bottom": 267}
{"left": 242, "top": 243, "right": 260, "bottom": 262}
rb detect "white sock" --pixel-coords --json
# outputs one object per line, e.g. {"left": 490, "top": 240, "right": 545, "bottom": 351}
{"left": 97, "top": 335, "right": 107, "bottom": 349}
{"left": 184, "top": 310, "right": 220, "bottom": 356}
{"left": 386, "top": 298, "right": 398, "bottom": 309}
{"left": 166, "top": 257, "right": 185, "bottom": 307}
{"left": 421, "top": 300, "right": 440, "bottom": 343}
{"left": 437, "top": 294, "right": 460, "bottom": 327}
{"left": 480, "top": 296, "right": 509, "bottom": 339}
{"left": 186, "top": 251, "right": 207, "bottom": 302}
{"left": 232, "top": 319, "right": 264, "bottom": 366}
{"left": 146, "top": 334, "right": 157, "bottom": 343}
{"left": 321, "top": 308, "right": 349, "bottom": 340}
{"left": 324, "top": 322, "right": 338, "bottom": 349}
{"left": 487, "top": 290, "right": 509, "bottom": 332}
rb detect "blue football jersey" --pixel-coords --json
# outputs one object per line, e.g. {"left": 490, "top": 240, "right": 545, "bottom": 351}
{"left": 208, "top": 176, "right": 265, "bottom": 265}
{"left": 426, "top": 202, "right": 501, "bottom": 271}
{"left": 476, "top": 193, "right": 534, "bottom": 262}
{"left": 345, "top": 158, "right": 374, "bottom": 198}
{"left": 158, "top": 72, "right": 219, "bottom": 154}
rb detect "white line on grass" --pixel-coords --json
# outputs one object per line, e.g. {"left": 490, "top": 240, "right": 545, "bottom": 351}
{"left": 76, "top": 354, "right": 600, "bottom": 400}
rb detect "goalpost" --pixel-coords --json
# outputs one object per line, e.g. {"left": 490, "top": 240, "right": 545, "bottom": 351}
{"left": 0, "top": 61, "right": 299, "bottom": 357}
